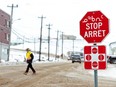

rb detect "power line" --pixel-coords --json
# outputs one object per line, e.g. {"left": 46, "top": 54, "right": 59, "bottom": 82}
{"left": 12, "top": 30, "right": 39, "bottom": 43}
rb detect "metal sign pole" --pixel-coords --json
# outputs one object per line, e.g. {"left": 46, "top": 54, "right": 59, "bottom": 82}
{"left": 94, "top": 70, "right": 98, "bottom": 87}
{"left": 93, "top": 43, "right": 98, "bottom": 87}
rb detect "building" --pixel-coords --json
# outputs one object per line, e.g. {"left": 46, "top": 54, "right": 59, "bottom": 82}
{"left": 109, "top": 41, "right": 116, "bottom": 54}
{"left": 60, "top": 34, "right": 76, "bottom": 40}
{"left": 0, "top": 9, "right": 10, "bottom": 61}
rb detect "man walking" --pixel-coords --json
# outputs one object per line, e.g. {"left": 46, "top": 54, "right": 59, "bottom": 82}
{"left": 24, "top": 48, "right": 36, "bottom": 75}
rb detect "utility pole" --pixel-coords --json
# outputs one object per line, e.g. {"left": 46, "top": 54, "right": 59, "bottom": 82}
{"left": 61, "top": 32, "right": 64, "bottom": 58}
{"left": 7, "top": 4, "right": 18, "bottom": 61}
{"left": 34, "top": 38, "right": 36, "bottom": 53}
{"left": 46, "top": 24, "right": 52, "bottom": 61}
{"left": 55, "top": 30, "right": 59, "bottom": 60}
{"left": 72, "top": 39, "right": 75, "bottom": 54}
{"left": 23, "top": 36, "right": 25, "bottom": 49}
{"left": 38, "top": 15, "right": 46, "bottom": 61}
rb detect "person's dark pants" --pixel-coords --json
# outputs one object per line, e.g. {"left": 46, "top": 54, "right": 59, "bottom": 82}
{"left": 25, "top": 62, "right": 36, "bottom": 73}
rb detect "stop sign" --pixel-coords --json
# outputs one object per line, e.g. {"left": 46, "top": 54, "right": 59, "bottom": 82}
{"left": 80, "top": 11, "right": 109, "bottom": 43}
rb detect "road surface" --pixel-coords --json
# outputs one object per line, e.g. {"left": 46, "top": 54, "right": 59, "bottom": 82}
{"left": 0, "top": 61, "right": 116, "bottom": 87}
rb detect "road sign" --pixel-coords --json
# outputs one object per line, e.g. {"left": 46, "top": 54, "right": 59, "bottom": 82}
{"left": 80, "top": 11, "right": 109, "bottom": 43}
{"left": 84, "top": 45, "right": 106, "bottom": 70}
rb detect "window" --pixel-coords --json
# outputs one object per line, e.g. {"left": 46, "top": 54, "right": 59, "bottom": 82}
{"left": 5, "top": 33, "right": 10, "bottom": 41}
{"left": 7, "top": 34, "right": 10, "bottom": 41}
{"left": 2, "top": 48, "right": 8, "bottom": 55}
{"left": 5, "top": 19, "right": 10, "bottom": 28}
{"left": 5, "top": 33, "right": 7, "bottom": 39}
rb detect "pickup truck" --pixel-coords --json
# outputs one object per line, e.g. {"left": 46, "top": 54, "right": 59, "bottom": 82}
{"left": 107, "top": 55, "right": 116, "bottom": 64}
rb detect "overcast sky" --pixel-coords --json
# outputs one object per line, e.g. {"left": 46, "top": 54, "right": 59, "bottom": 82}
{"left": 0, "top": 0, "right": 116, "bottom": 43}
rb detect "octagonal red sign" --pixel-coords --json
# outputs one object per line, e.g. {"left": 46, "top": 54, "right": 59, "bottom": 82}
{"left": 80, "top": 11, "right": 109, "bottom": 43}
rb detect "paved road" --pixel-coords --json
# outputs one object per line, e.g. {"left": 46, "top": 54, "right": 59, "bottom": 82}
{"left": 0, "top": 62, "right": 116, "bottom": 87}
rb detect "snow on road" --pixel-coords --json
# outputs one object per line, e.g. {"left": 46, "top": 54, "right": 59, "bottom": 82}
{"left": 89, "top": 64, "right": 116, "bottom": 79}
{"left": 1, "top": 40, "right": 116, "bottom": 79}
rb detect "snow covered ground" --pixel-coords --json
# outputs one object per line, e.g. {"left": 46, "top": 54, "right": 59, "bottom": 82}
{"left": 1, "top": 39, "right": 116, "bottom": 79}
{"left": 89, "top": 64, "right": 116, "bottom": 79}
{"left": 9, "top": 39, "right": 85, "bottom": 62}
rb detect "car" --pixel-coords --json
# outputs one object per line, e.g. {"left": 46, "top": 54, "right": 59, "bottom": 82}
{"left": 71, "top": 54, "right": 81, "bottom": 63}
{"left": 67, "top": 55, "right": 72, "bottom": 60}
{"left": 107, "top": 55, "right": 116, "bottom": 64}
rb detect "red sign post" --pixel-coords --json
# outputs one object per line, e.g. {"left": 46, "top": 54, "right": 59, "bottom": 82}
{"left": 80, "top": 11, "right": 109, "bottom": 43}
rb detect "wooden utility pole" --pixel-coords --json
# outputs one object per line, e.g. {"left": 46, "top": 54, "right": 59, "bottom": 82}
{"left": 61, "top": 32, "right": 64, "bottom": 58}
{"left": 55, "top": 30, "right": 59, "bottom": 60}
{"left": 46, "top": 24, "right": 52, "bottom": 61}
{"left": 38, "top": 15, "right": 46, "bottom": 61}
{"left": 7, "top": 4, "right": 18, "bottom": 61}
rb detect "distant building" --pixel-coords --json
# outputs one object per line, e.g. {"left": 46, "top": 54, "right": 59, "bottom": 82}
{"left": 60, "top": 34, "right": 76, "bottom": 40}
{"left": 0, "top": 9, "right": 10, "bottom": 61}
{"left": 109, "top": 41, "right": 116, "bottom": 54}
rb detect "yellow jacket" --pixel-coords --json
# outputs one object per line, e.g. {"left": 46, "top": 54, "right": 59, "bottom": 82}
{"left": 26, "top": 51, "right": 32, "bottom": 60}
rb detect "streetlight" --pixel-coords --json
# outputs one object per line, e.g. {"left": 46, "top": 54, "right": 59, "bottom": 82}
{"left": 10, "top": 18, "right": 21, "bottom": 45}
{"left": 12, "top": 18, "right": 21, "bottom": 24}
{"left": 5, "top": 17, "right": 21, "bottom": 62}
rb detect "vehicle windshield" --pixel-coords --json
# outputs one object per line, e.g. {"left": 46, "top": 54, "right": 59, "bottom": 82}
{"left": 71, "top": 55, "right": 80, "bottom": 57}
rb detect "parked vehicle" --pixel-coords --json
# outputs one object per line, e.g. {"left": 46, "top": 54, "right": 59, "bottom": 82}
{"left": 107, "top": 55, "right": 116, "bottom": 64}
{"left": 71, "top": 54, "right": 81, "bottom": 63}
{"left": 67, "top": 51, "right": 84, "bottom": 60}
